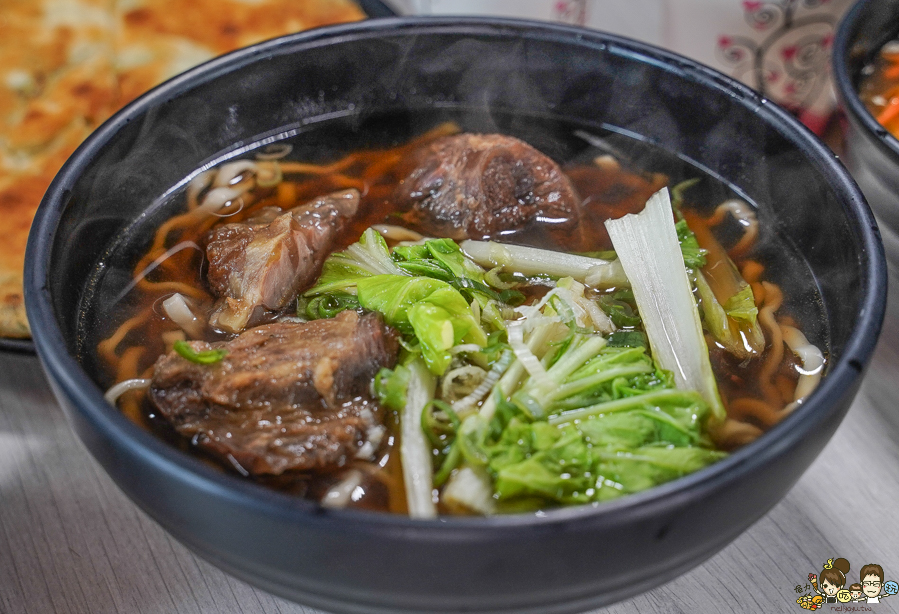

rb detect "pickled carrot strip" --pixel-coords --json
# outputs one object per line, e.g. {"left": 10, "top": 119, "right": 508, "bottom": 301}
{"left": 877, "top": 98, "right": 899, "bottom": 126}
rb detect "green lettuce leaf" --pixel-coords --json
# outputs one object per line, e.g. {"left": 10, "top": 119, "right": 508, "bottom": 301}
{"left": 590, "top": 446, "right": 726, "bottom": 500}
{"left": 395, "top": 238, "right": 523, "bottom": 306}
{"left": 357, "top": 275, "right": 487, "bottom": 374}
{"left": 675, "top": 218, "right": 708, "bottom": 270}
{"left": 723, "top": 283, "right": 760, "bottom": 323}
{"left": 305, "top": 228, "right": 402, "bottom": 296}
{"left": 446, "top": 339, "right": 723, "bottom": 510}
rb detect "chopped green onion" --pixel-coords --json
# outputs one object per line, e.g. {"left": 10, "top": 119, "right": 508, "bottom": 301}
{"left": 173, "top": 340, "right": 227, "bottom": 364}
{"left": 303, "top": 293, "right": 361, "bottom": 319}
{"left": 421, "top": 399, "right": 462, "bottom": 448}
{"left": 607, "top": 330, "right": 648, "bottom": 348}
{"left": 549, "top": 388, "right": 707, "bottom": 425}
{"left": 675, "top": 219, "right": 707, "bottom": 269}
{"left": 374, "top": 366, "right": 411, "bottom": 410}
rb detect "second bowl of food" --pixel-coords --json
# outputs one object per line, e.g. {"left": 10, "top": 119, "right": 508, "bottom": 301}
{"left": 25, "top": 17, "right": 885, "bottom": 614}
{"left": 834, "top": 0, "right": 899, "bottom": 267}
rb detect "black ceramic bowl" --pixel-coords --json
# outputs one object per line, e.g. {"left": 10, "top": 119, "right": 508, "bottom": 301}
{"left": 25, "top": 18, "right": 886, "bottom": 614}
{"left": 834, "top": 0, "right": 899, "bottom": 266}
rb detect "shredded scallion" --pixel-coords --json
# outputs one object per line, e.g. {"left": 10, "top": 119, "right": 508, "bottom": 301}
{"left": 173, "top": 340, "right": 228, "bottom": 365}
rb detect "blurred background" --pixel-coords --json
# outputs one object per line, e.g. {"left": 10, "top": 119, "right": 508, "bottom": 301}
{"left": 386, "top": 0, "right": 855, "bottom": 135}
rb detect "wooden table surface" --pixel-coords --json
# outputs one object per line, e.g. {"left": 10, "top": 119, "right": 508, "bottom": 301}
{"left": 3, "top": 268, "right": 898, "bottom": 614}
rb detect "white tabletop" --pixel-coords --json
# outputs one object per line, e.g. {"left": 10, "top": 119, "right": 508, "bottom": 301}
{"left": 2, "top": 268, "right": 898, "bottom": 614}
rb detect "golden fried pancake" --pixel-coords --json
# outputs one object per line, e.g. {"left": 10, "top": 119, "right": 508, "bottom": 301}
{"left": 115, "top": 0, "right": 366, "bottom": 103}
{"left": 0, "top": 0, "right": 117, "bottom": 337}
{"left": 0, "top": 0, "right": 365, "bottom": 338}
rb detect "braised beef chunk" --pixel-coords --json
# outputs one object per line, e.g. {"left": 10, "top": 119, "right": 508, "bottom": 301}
{"left": 394, "top": 134, "right": 581, "bottom": 242}
{"left": 204, "top": 188, "right": 359, "bottom": 333}
{"left": 149, "top": 311, "right": 399, "bottom": 475}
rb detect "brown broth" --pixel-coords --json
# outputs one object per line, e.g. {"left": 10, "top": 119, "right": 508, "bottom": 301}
{"left": 93, "top": 120, "right": 820, "bottom": 513}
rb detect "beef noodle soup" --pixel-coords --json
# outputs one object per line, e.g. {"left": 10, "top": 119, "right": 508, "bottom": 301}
{"left": 93, "top": 119, "right": 825, "bottom": 517}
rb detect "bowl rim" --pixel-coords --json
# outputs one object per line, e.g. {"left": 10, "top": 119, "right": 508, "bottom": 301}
{"left": 833, "top": 0, "right": 899, "bottom": 161}
{"left": 25, "top": 15, "right": 887, "bottom": 532}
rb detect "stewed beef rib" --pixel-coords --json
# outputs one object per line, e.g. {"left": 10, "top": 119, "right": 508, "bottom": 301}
{"left": 149, "top": 311, "right": 399, "bottom": 476}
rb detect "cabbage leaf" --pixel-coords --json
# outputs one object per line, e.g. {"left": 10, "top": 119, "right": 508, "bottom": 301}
{"left": 357, "top": 275, "right": 487, "bottom": 374}
{"left": 305, "top": 228, "right": 402, "bottom": 296}
{"left": 452, "top": 361, "right": 723, "bottom": 509}
{"left": 605, "top": 188, "right": 726, "bottom": 422}
{"left": 439, "top": 334, "right": 723, "bottom": 511}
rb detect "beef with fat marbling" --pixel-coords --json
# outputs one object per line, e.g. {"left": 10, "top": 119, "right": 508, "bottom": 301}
{"left": 204, "top": 188, "right": 359, "bottom": 333}
{"left": 394, "top": 133, "right": 581, "bottom": 243}
{"left": 149, "top": 311, "right": 399, "bottom": 476}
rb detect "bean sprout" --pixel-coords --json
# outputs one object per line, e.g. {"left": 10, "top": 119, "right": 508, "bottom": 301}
{"left": 255, "top": 143, "right": 293, "bottom": 160}
{"left": 709, "top": 199, "right": 758, "bottom": 256}
{"left": 162, "top": 293, "right": 205, "bottom": 339}
{"left": 212, "top": 161, "right": 258, "bottom": 187}
{"left": 372, "top": 224, "right": 424, "bottom": 243}
{"left": 186, "top": 170, "right": 215, "bottom": 209}
{"left": 321, "top": 470, "right": 364, "bottom": 509}
{"left": 104, "top": 378, "right": 151, "bottom": 406}
{"left": 197, "top": 186, "right": 246, "bottom": 213}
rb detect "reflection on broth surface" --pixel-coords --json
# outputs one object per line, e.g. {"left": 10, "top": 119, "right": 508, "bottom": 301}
{"left": 92, "top": 118, "right": 826, "bottom": 516}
